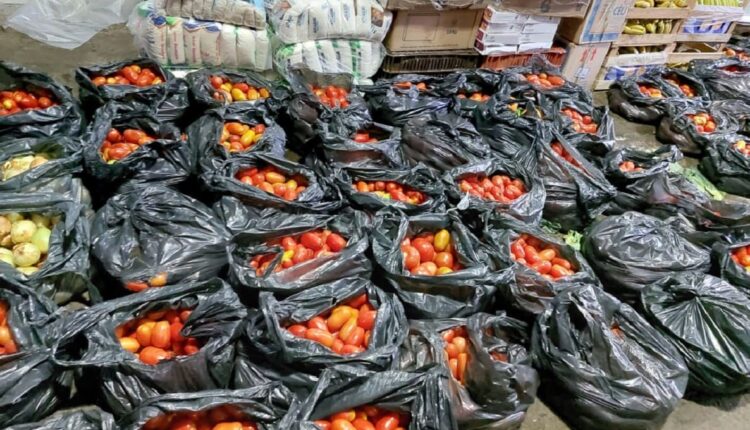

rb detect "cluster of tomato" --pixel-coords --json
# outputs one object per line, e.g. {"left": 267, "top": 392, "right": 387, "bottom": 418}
{"left": 550, "top": 142, "right": 581, "bottom": 168}
{"left": 734, "top": 139, "right": 750, "bottom": 156}
{"left": 352, "top": 180, "right": 427, "bottom": 205}
{"left": 619, "top": 160, "right": 644, "bottom": 172}
{"left": 442, "top": 326, "right": 469, "bottom": 385}
{"left": 124, "top": 272, "right": 168, "bottom": 293}
{"left": 638, "top": 84, "right": 663, "bottom": 98}
{"left": 457, "top": 92, "right": 491, "bottom": 102}
{"left": 352, "top": 131, "right": 379, "bottom": 144}
{"left": 220, "top": 122, "right": 266, "bottom": 153}
{"left": 311, "top": 85, "right": 350, "bottom": 108}
{"left": 0, "top": 87, "right": 56, "bottom": 116}
{"left": 510, "top": 234, "right": 576, "bottom": 280}
{"left": 141, "top": 405, "right": 258, "bottom": 430}
{"left": 0, "top": 301, "right": 18, "bottom": 356}
{"left": 687, "top": 112, "right": 717, "bottom": 133}
{"left": 731, "top": 245, "right": 750, "bottom": 271}
{"left": 210, "top": 75, "right": 270, "bottom": 103}
{"left": 287, "top": 293, "right": 376, "bottom": 356}
{"left": 561, "top": 108, "right": 598, "bottom": 134}
{"left": 401, "top": 229, "right": 463, "bottom": 276}
{"left": 664, "top": 76, "right": 695, "bottom": 97}
{"left": 100, "top": 128, "right": 156, "bottom": 163}
{"left": 725, "top": 47, "right": 750, "bottom": 61}
{"left": 394, "top": 81, "right": 428, "bottom": 91}
{"left": 722, "top": 65, "right": 746, "bottom": 73}
{"left": 313, "top": 405, "right": 410, "bottom": 430}
{"left": 458, "top": 173, "right": 527, "bottom": 203}
{"left": 524, "top": 73, "right": 565, "bottom": 88}
{"left": 249, "top": 229, "right": 347, "bottom": 275}
{"left": 115, "top": 308, "right": 200, "bottom": 365}
{"left": 235, "top": 166, "right": 308, "bottom": 201}
{"left": 91, "top": 64, "right": 163, "bottom": 87}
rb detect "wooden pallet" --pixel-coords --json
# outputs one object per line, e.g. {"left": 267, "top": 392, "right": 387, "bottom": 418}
{"left": 614, "top": 18, "right": 683, "bottom": 46}
{"left": 668, "top": 41, "right": 727, "bottom": 63}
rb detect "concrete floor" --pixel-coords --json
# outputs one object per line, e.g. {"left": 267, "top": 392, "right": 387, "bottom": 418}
{"left": 2, "top": 8, "right": 750, "bottom": 429}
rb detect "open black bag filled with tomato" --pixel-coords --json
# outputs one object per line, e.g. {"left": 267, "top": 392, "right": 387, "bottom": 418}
{"left": 503, "top": 60, "right": 592, "bottom": 104}
{"left": 554, "top": 98, "right": 615, "bottom": 144}
{"left": 712, "top": 236, "right": 750, "bottom": 295}
{"left": 443, "top": 149, "right": 545, "bottom": 227}
{"left": 118, "top": 384, "right": 293, "bottom": 430}
{"left": 651, "top": 67, "right": 710, "bottom": 100}
{"left": 0, "top": 61, "right": 83, "bottom": 141}
{"left": 76, "top": 58, "right": 189, "bottom": 123}
{"left": 451, "top": 69, "right": 503, "bottom": 119}
{"left": 83, "top": 103, "right": 191, "bottom": 205}
{"left": 582, "top": 211, "right": 711, "bottom": 304}
{"left": 185, "top": 67, "right": 288, "bottom": 113}
{"left": 656, "top": 99, "right": 738, "bottom": 155}
{"left": 91, "top": 185, "right": 230, "bottom": 297}
{"left": 277, "top": 364, "right": 456, "bottom": 430}
{"left": 483, "top": 214, "right": 598, "bottom": 317}
{"left": 202, "top": 153, "right": 342, "bottom": 213}
{"left": 217, "top": 202, "right": 371, "bottom": 297}
{"left": 0, "top": 193, "right": 93, "bottom": 305}
{"left": 602, "top": 145, "right": 682, "bottom": 188}
{"left": 531, "top": 284, "right": 688, "bottom": 430}
{"left": 318, "top": 120, "right": 405, "bottom": 168}
{"left": 689, "top": 58, "right": 750, "bottom": 101}
{"left": 371, "top": 210, "right": 506, "bottom": 319}
{"left": 474, "top": 95, "right": 546, "bottom": 159}
{"left": 607, "top": 74, "right": 677, "bottom": 124}
{"left": 246, "top": 278, "right": 407, "bottom": 378}
{"left": 48, "top": 279, "right": 246, "bottom": 417}
{"left": 0, "top": 136, "right": 83, "bottom": 194}
{"left": 641, "top": 272, "right": 750, "bottom": 395}
{"left": 399, "top": 313, "right": 539, "bottom": 430}
{"left": 402, "top": 112, "right": 491, "bottom": 172}
{"left": 333, "top": 164, "right": 445, "bottom": 215}
{"left": 186, "top": 103, "right": 286, "bottom": 176}
{"left": 4, "top": 407, "right": 116, "bottom": 430}
{"left": 699, "top": 133, "right": 750, "bottom": 197}
{"left": 0, "top": 277, "right": 74, "bottom": 427}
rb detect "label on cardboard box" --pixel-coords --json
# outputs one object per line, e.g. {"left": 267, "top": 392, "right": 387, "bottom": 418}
{"left": 480, "top": 18, "right": 525, "bottom": 34}
{"left": 385, "top": 8, "right": 483, "bottom": 52}
{"left": 557, "top": 0, "right": 630, "bottom": 44}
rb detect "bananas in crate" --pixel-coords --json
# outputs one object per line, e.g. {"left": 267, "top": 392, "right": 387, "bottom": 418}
{"left": 618, "top": 45, "right": 668, "bottom": 54}
{"left": 634, "top": 0, "right": 688, "bottom": 8}
{"left": 697, "top": 0, "right": 742, "bottom": 6}
{"left": 623, "top": 19, "right": 675, "bottom": 35}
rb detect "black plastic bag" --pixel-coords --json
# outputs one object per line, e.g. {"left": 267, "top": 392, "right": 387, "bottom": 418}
{"left": 371, "top": 211, "right": 505, "bottom": 319}
{"left": 689, "top": 58, "right": 750, "bottom": 101}
{"left": 76, "top": 58, "right": 189, "bottom": 123}
{"left": 531, "top": 284, "right": 688, "bottom": 430}
{"left": 483, "top": 215, "right": 598, "bottom": 317}
{"left": 641, "top": 272, "right": 750, "bottom": 395}
{"left": 186, "top": 104, "right": 285, "bottom": 176}
{"left": 318, "top": 121, "right": 405, "bottom": 168}
{"left": 90, "top": 185, "right": 230, "bottom": 296}
{"left": 451, "top": 69, "right": 504, "bottom": 119}
{"left": 402, "top": 113, "right": 491, "bottom": 171}
{"left": 0, "top": 61, "right": 83, "bottom": 141}
{"left": 699, "top": 133, "right": 750, "bottom": 197}
{"left": 49, "top": 279, "right": 246, "bottom": 416}
{"left": 708, "top": 99, "right": 750, "bottom": 134}
{"left": 503, "top": 59, "right": 592, "bottom": 104}
{"left": 607, "top": 74, "right": 676, "bottom": 124}
{"left": 473, "top": 96, "right": 545, "bottom": 158}
{"left": 657, "top": 98, "right": 738, "bottom": 155}
{"left": 202, "top": 153, "right": 342, "bottom": 213}
{"left": 602, "top": 145, "right": 683, "bottom": 188}
{"left": 0, "top": 136, "right": 82, "bottom": 194}
{"left": 361, "top": 73, "right": 461, "bottom": 126}
{"left": 399, "top": 313, "right": 539, "bottom": 430}
{"left": 442, "top": 151, "right": 545, "bottom": 226}
{"left": 554, "top": 98, "right": 616, "bottom": 144}
{"left": 582, "top": 211, "right": 711, "bottom": 303}
{"left": 118, "top": 385, "right": 293, "bottom": 430}
{"left": 219, "top": 203, "right": 371, "bottom": 296}
{"left": 0, "top": 193, "right": 93, "bottom": 305}
{"left": 4, "top": 407, "right": 116, "bottom": 430}
{"left": 277, "top": 365, "right": 456, "bottom": 429}
{"left": 185, "top": 67, "right": 288, "bottom": 113}
{"left": 713, "top": 236, "right": 750, "bottom": 294}
{"left": 333, "top": 164, "right": 446, "bottom": 214}
{"left": 247, "top": 278, "right": 407, "bottom": 375}
{"left": 651, "top": 67, "right": 711, "bottom": 100}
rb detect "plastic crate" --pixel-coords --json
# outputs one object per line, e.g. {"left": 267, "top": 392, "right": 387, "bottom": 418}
{"left": 481, "top": 48, "right": 567, "bottom": 70}
{"left": 380, "top": 50, "right": 480, "bottom": 74}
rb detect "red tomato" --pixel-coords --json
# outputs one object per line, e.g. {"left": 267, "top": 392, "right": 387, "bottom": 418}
{"left": 375, "top": 414, "right": 400, "bottom": 430}
{"left": 402, "top": 245, "right": 420, "bottom": 270}
{"left": 414, "top": 241, "right": 435, "bottom": 263}
{"left": 327, "top": 233, "right": 347, "bottom": 252}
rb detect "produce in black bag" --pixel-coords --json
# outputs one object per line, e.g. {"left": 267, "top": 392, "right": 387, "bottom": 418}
{"left": 361, "top": 73, "right": 461, "bottom": 126}
{"left": 49, "top": 279, "right": 246, "bottom": 416}
{"left": 248, "top": 278, "right": 407, "bottom": 375}
{"left": 76, "top": 58, "right": 189, "bottom": 123}
{"left": 451, "top": 69, "right": 503, "bottom": 118}
{"left": 582, "top": 211, "right": 711, "bottom": 303}
{"left": 532, "top": 284, "right": 688, "bottom": 430}
{"left": 186, "top": 104, "right": 286, "bottom": 175}
{"left": 483, "top": 215, "right": 598, "bottom": 316}
{"left": 185, "top": 67, "right": 287, "bottom": 112}
{"left": 652, "top": 67, "right": 710, "bottom": 100}
{"left": 402, "top": 112, "right": 491, "bottom": 171}
{"left": 708, "top": 99, "right": 750, "bottom": 134}
{"left": 399, "top": 313, "right": 539, "bottom": 430}
{"left": 602, "top": 145, "right": 683, "bottom": 188}
{"left": 334, "top": 164, "right": 446, "bottom": 214}
{"left": 641, "top": 272, "right": 750, "bottom": 395}
{"left": 0, "top": 61, "right": 83, "bottom": 141}
{"left": 657, "top": 99, "right": 737, "bottom": 155}
{"left": 318, "top": 120, "right": 405, "bottom": 168}
{"left": 118, "top": 385, "right": 293, "bottom": 430}
{"left": 219, "top": 203, "right": 371, "bottom": 296}
{"left": 0, "top": 136, "right": 82, "bottom": 194}
{"left": 443, "top": 151, "right": 545, "bottom": 226}
{"left": 554, "top": 98, "right": 615, "bottom": 144}
{"left": 503, "top": 59, "right": 592, "bottom": 104}
{"left": 202, "top": 153, "right": 342, "bottom": 213}
{"left": 0, "top": 193, "right": 92, "bottom": 304}
{"left": 699, "top": 133, "right": 750, "bottom": 197}
{"left": 607, "top": 74, "right": 676, "bottom": 124}
{"left": 91, "top": 185, "right": 230, "bottom": 296}
{"left": 371, "top": 211, "right": 505, "bottom": 318}
{"left": 713, "top": 236, "right": 750, "bottom": 294}
{"left": 689, "top": 58, "right": 750, "bottom": 101}
{"left": 277, "top": 365, "right": 456, "bottom": 429}
{"left": 3, "top": 406, "right": 116, "bottom": 430}
{"left": 473, "top": 96, "right": 545, "bottom": 158}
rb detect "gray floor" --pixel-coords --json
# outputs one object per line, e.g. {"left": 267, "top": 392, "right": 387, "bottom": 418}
{"left": 2, "top": 9, "right": 750, "bottom": 429}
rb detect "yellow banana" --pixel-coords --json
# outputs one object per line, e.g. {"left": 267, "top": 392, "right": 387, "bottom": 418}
{"left": 656, "top": 20, "right": 665, "bottom": 33}
{"left": 624, "top": 24, "right": 647, "bottom": 35}
{"left": 646, "top": 23, "right": 657, "bottom": 33}
{"left": 635, "top": 0, "right": 651, "bottom": 7}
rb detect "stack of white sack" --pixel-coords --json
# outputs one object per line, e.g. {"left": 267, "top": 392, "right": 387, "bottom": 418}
{"left": 267, "top": 0, "right": 392, "bottom": 80}
{"left": 155, "top": 0, "right": 266, "bottom": 29}
{"left": 128, "top": 2, "right": 272, "bottom": 71}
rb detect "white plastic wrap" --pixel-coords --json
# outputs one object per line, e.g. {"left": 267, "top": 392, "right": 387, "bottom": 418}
{"left": 267, "top": 0, "right": 392, "bottom": 44}
{"left": 273, "top": 38, "right": 385, "bottom": 80}
{"left": 128, "top": 2, "right": 271, "bottom": 70}
{"left": 155, "top": 0, "right": 266, "bottom": 29}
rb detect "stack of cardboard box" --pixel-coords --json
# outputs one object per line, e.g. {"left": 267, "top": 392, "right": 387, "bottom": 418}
{"left": 474, "top": 6, "right": 561, "bottom": 55}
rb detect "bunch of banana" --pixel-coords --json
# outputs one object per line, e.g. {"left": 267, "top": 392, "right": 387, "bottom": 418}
{"left": 623, "top": 19, "right": 674, "bottom": 35}
{"left": 698, "top": 0, "right": 742, "bottom": 6}
{"left": 635, "top": 0, "right": 688, "bottom": 8}
{"left": 618, "top": 45, "right": 667, "bottom": 54}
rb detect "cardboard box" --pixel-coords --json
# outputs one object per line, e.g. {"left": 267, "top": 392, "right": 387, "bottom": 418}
{"left": 557, "top": 0, "right": 630, "bottom": 44}
{"left": 386, "top": 0, "right": 491, "bottom": 10}
{"left": 385, "top": 8, "right": 483, "bottom": 52}
{"left": 479, "top": 19, "right": 525, "bottom": 34}
{"left": 559, "top": 38, "right": 611, "bottom": 89}
{"left": 492, "top": 0, "right": 591, "bottom": 18}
